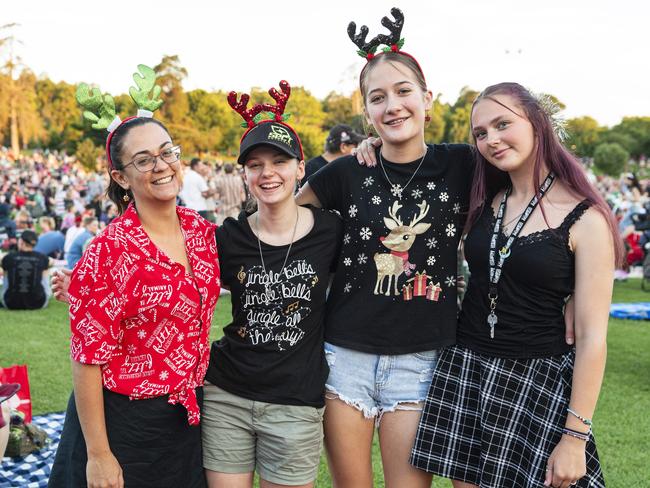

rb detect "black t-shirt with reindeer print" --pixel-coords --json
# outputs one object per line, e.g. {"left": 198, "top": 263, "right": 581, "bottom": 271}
{"left": 205, "top": 206, "right": 343, "bottom": 407}
{"left": 308, "top": 144, "right": 474, "bottom": 354}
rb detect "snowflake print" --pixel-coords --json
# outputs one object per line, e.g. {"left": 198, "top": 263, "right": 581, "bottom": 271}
{"left": 427, "top": 182, "right": 436, "bottom": 191}
{"left": 344, "top": 283, "right": 352, "bottom": 293}
{"left": 123, "top": 218, "right": 133, "bottom": 227}
{"left": 159, "top": 371, "right": 169, "bottom": 381}
{"left": 446, "top": 224, "right": 456, "bottom": 237}
{"left": 127, "top": 344, "right": 137, "bottom": 354}
{"left": 426, "top": 237, "right": 438, "bottom": 249}
{"left": 440, "top": 192, "right": 449, "bottom": 202}
{"left": 343, "top": 233, "right": 351, "bottom": 245}
{"left": 137, "top": 330, "right": 147, "bottom": 340}
{"left": 391, "top": 184, "right": 403, "bottom": 198}
{"left": 79, "top": 354, "right": 87, "bottom": 363}
{"left": 445, "top": 275, "right": 456, "bottom": 287}
{"left": 344, "top": 257, "right": 352, "bottom": 267}
{"left": 177, "top": 332, "right": 185, "bottom": 342}
{"left": 79, "top": 285, "right": 90, "bottom": 296}
{"left": 192, "top": 219, "right": 200, "bottom": 227}
{"left": 348, "top": 205, "right": 358, "bottom": 217}
{"left": 360, "top": 227, "right": 372, "bottom": 240}
{"left": 372, "top": 195, "right": 382, "bottom": 205}
{"left": 357, "top": 253, "right": 368, "bottom": 265}
{"left": 427, "top": 256, "right": 436, "bottom": 266}
{"left": 411, "top": 188, "right": 423, "bottom": 199}
{"left": 453, "top": 203, "right": 461, "bottom": 214}
{"left": 363, "top": 176, "right": 375, "bottom": 187}
{"left": 145, "top": 264, "right": 155, "bottom": 272}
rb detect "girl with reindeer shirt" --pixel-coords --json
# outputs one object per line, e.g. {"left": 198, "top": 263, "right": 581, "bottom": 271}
{"left": 296, "top": 8, "right": 473, "bottom": 487}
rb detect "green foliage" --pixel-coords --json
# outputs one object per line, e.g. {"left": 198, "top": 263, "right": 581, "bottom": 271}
{"left": 444, "top": 87, "right": 478, "bottom": 143}
{"left": 593, "top": 142, "right": 629, "bottom": 176}
{"left": 566, "top": 116, "right": 602, "bottom": 157}
{"left": 74, "top": 138, "right": 102, "bottom": 171}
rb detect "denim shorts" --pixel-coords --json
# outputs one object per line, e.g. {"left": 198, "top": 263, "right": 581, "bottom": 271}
{"left": 324, "top": 342, "right": 438, "bottom": 423}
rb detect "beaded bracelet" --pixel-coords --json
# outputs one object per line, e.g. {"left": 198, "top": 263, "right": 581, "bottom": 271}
{"left": 562, "top": 427, "right": 590, "bottom": 442}
{"left": 567, "top": 407, "right": 592, "bottom": 427}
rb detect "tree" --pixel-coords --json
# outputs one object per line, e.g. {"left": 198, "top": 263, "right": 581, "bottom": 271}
{"left": 444, "top": 87, "right": 478, "bottom": 143}
{"left": 593, "top": 142, "right": 629, "bottom": 176}
{"left": 154, "top": 55, "right": 190, "bottom": 125}
{"left": 565, "top": 116, "right": 602, "bottom": 157}
{"left": 75, "top": 139, "right": 102, "bottom": 171}
{"left": 424, "top": 94, "right": 447, "bottom": 143}
{"left": 322, "top": 91, "right": 361, "bottom": 130}
{"left": 607, "top": 117, "right": 650, "bottom": 159}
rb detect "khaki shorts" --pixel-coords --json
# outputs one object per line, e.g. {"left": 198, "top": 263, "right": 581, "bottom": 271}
{"left": 202, "top": 382, "right": 324, "bottom": 486}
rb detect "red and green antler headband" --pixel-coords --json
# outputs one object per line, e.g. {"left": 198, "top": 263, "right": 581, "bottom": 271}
{"left": 228, "top": 80, "right": 292, "bottom": 129}
{"left": 348, "top": 7, "right": 425, "bottom": 81}
{"left": 227, "top": 80, "right": 304, "bottom": 161}
{"left": 75, "top": 64, "right": 164, "bottom": 168}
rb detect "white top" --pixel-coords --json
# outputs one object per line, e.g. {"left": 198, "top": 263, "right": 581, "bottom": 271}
{"left": 180, "top": 169, "right": 209, "bottom": 212}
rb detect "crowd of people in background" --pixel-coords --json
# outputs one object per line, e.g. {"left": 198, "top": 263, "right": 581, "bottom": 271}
{"left": 0, "top": 146, "right": 249, "bottom": 310}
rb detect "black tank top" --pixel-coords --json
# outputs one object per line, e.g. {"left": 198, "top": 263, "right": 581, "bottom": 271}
{"left": 457, "top": 200, "right": 591, "bottom": 358}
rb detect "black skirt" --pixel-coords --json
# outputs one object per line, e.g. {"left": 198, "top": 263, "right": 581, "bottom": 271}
{"left": 48, "top": 388, "right": 206, "bottom": 488}
{"left": 410, "top": 345, "right": 605, "bottom": 487}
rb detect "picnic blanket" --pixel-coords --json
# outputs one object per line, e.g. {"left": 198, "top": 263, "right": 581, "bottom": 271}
{"left": 0, "top": 411, "right": 64, "bottom": 488}
{"left": 610, "top": 302, "right": 650, "bottom": 320}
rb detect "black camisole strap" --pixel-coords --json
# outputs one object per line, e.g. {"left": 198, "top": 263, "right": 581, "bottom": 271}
{"left": 558, "top": 199, "right": 592, "bottom": 234}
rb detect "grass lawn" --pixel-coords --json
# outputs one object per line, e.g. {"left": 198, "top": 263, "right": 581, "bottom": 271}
{"left": 2, "top": 281, "right": 649, "bottom": 486}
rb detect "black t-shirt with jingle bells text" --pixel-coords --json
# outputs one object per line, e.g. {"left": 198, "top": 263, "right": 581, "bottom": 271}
{"left": 205, "top": 206, "right": 343, "bottom": 407}
{"left": 308, "top": 144, "right": 474, "bottom": 354}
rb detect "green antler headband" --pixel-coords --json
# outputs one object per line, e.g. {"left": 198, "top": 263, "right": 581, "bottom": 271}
{"left": 129, "top": 64, "right": 163, "bottom": 115}
{"left": 75, "top": 64, "right": 165, "bottom": 168}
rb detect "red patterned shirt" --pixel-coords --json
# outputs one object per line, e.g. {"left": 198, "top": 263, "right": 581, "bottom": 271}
{"left": 68, "top": 204, "right": 220, "bottom": 425}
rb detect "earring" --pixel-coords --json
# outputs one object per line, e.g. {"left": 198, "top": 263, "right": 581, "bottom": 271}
{"left": 425, "top": 115, "right": 431, "bottom": 122}
{"left": 123, "top": 192, "right": 130, "bottom": 202}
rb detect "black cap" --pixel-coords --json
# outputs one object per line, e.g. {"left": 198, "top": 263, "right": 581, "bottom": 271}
{"left": 326, "top": 124, "right": 365, "bottom": 146}
{"left": 20, "top": 230, "right": 38, "bottom": 246}
{"left": 238, "top": 122, "right": 304, "bottom": 164}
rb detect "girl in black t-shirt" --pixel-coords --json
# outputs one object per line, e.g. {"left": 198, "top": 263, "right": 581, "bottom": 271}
{"left": 202, "top": 82, "right": 342, "bottom": 488}
{"left": 297, "top": 9, "right": 473, "bottom": 487}
{"left": 409, "top": 84, "right": 621, "bottom": 487}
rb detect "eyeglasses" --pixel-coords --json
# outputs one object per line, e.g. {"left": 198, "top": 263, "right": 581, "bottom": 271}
{"left": 123, "top": 145, "right": 182, "bottom": 173}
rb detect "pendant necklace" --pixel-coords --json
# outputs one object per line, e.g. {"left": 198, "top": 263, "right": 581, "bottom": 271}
{"left": 255, "top": 207, "right": 299, "bottom": 294}
{"left": 487, "top": 172, "right": 555, "bottom": 339}
{"left": 379, "top": 147, "right": 428, "bottom": 200}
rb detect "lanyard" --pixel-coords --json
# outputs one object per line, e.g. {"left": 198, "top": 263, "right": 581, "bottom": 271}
{"left": 487, "top": 172, "right": 555, "bottom": 338}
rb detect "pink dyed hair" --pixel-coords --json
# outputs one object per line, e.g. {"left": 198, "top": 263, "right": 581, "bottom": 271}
{"left": 467, "top": 82, "right": 623, "bottom": 266}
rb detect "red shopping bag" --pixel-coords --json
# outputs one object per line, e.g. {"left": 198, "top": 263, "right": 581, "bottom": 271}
{"left": 0, "top": 364, "right": 32, "bottom": 423}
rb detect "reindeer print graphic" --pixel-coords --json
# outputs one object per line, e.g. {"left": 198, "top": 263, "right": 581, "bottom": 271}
{"left": 374, "top": 200, "right": 431, "bottom": 296}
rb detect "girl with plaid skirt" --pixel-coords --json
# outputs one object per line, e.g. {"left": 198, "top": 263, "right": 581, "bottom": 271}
{"left": 409, "top": 83, "right": 622, "bottom": 487}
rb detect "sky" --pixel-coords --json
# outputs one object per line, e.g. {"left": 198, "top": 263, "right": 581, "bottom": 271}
{"left": 4, "top": 0, "right": 647, "bottom": 127}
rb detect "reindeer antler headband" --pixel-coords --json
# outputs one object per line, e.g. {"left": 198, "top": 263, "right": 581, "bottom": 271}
{"left": 75, "top": 64, "right": 164, "bottom": 168}
{"left": 348, "top": 7, "right": 425, "bottom": 82}
{"left": 228, "top": 80, "right": 304, "bottom": 163}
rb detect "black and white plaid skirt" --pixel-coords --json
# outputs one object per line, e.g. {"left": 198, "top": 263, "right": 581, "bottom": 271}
{"left": 410, "top": 345, "right": 605, "bottom": 487}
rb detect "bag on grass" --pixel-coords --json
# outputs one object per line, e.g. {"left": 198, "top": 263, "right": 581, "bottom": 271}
{"left": 5, "top": 410, "right": 49, "bottom": 457}
{"left": 0, "top": 364, "right": 32, "bottom": 423}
